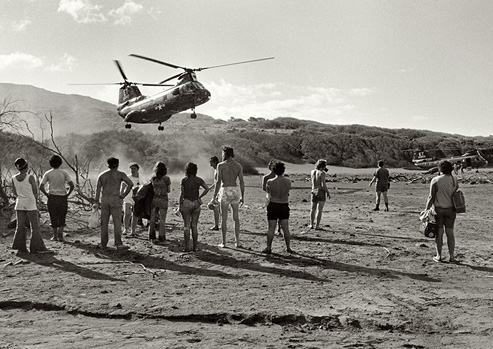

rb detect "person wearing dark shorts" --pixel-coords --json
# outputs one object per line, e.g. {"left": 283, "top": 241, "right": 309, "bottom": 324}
{"left": 369, "top": 160, "right": 390, "bottom": 211}
{"left": 310, "top": 159, "right": 331, "bottom": 230}
{"left": 263, "top": 162, "right": 292, "bottom": 254}
{"left": 425, "top": 160, "right": 458, "bottom": 263}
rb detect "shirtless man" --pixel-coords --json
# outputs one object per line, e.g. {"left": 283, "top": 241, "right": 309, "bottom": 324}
{"left": 94, "top": 157, "right": 134, "bottom": 250}
{"left": 208, "top": 156, "right": 220, "bottom": 231}
{"left": 310, "top": 159, "right": 331, "bottom": 230}
{"left": 212, "top": 146, "right": 245, "bottom": 248}
{"left": 263, "top": 161, "right": 292, "bottom": 254}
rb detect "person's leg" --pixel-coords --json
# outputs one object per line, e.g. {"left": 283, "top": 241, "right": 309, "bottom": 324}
{"left": 382, "top": 192, "right": 389, "bottom": 211}
{"left": 190, "top": 207, "right": 201, "bottom": 251}
{"left": 47, "top": 196, "right": 58, "bottom": 240}
{"left": 148, "top": 206, "right": 157, "bottom": 240}
{"left": 231, "top": 202, "right": 241, "bottom": 247}
{"left": 123, "top": 203, "right": 132, "bottom": 234}
{"left": 280, "top": 219, "right": 292, "bottom": 252}
{"left": 100, "top": 198, "right": 111, "bottom": 248}
{"left": 111, "top": 199, "right": 123, "bottom": 247}
{"left": 374, "top": 192, "right": 381, "bottom": 210}
{"left": 309, "top": 201, "right": 317, "bottom": 228}
{"left": 434, "top": 226, "right": 444, "bottom": 261}
{"left": 315, "top": 202, "right": 325, "bottom": 229}
{"left": 181, "top": 208, "right": 192, "bottom": 251}
{"left": 27, "top": 210, "right": 47, "bottom": 253}
{"left": 212, "top": 206, "right": 220, "bottom": 229}
{"left": 219, "top": 201, "right": 229, "bottom": 247}
{"left": 264, "top": 220, "right": 277, "bottom": 253}
{"left": 12, "top": 210, "right": 28, "bottom": 251}
{"left": 444, "top": 227, "right": 455, "bottom": 261}
{"left": 131, "top": 211, "right": 138, "bottom": 235}
{"left": 58, "top": 196, "right": 68, "bottom": 241}
{"left": 158, "top": 208, "right": 168, "bottom": 241}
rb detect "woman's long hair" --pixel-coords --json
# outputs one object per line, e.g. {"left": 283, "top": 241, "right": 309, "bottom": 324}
{"left": 152, "top": 161, "right": 167, "bottom": 180}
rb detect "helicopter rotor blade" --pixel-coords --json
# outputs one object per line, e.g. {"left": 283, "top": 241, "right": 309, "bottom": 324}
{"left": 68, "top": 83, "right": 123, "bottom": 86}
{"left": 196, "top": 57, "right": 275, "bottom": 71}
{"left": 114, "top": 60, "right": 129, "bottom": 81}
{"left": 129, "top": 54, "right": 186, "bottom": 70}
{"left": 158, "top": 73, "right": 184, "bottom": 84}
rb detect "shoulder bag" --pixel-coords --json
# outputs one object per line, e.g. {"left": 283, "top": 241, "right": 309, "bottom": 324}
{"left": 452, "top": 176, "right": 466, "bottom": 213}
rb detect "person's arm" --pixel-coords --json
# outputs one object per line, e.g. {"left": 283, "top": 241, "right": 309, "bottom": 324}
{"left": 425, "top": 181, "right": 437, "bottom": 210}
{"left": 321, "top": 172, "right": 330, "bottom": 199}
{"left": 166, "top": 176, "right": 171, "bottom": 194}
{"left": 39, "top": 173, "right": 48, "bottom": 197}
{"left": 262, "top": 176, "right": 268, "bottom": 192}
{"left": 212, "top": 165, "right": 222, "bottom": 200}
{"left": 199, "top": 179, "right": 210, "bottom": 200}
{"left": 369, "top": 174, "right": 376, "bottom": 187}
{"left": 239, "top": 165, "right": 245, "bottom": 204}
{"left": 65, "top": 171, "right": 74, "bottom": 196}
{"left": 120, "top": 174, "right": 133, "bottom": 199}
{"left": 95, "top": 175, "right": 102, "bottom": 206}
{"left": 67, "top": 181, "right": 75, "bottom": 196}
{"left": 29, "top": 175, "right": 39, "bottom": 203}
{"left": 11, "top": 178, "right": 17, "bottom": 198}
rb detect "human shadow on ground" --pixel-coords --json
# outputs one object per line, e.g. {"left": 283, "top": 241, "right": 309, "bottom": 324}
{"left": 17, "top": 252, "right": 125, "bottom": 282}
{"left": 461, "top": 263, "right": 493, "bottom": 273}
{"left": 194, "top": 244, "right": 329, "bottom": 282}
{"left": 65, "top": 240, "right": 239, "bottom": 280}
{"left": 289, "top": 251, "right": 441, "bottom": 283}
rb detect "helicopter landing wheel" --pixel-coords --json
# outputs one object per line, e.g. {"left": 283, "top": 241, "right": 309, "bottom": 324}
{"left": 190, "top": 113, "right": 197, "bottom": 119}
{"left": 125, "top": 123, "right": 132, "bottom": 129}
{"left": 158, "top": 125, "right": 164, "bottom": 131}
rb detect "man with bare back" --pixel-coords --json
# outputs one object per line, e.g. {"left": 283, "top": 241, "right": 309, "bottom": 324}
{"left": 95, "top": 157, "right": 134, "bottom": 250}
{"left": 212, "top": 146, "right": 245, "bottom": 248}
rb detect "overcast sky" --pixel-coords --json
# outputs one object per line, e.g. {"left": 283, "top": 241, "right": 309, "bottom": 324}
{"left": 1, "top": 0, "right": 492, "bottom": 136}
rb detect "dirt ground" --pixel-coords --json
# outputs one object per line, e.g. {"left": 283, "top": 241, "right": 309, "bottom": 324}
{"left": 1, "top": 167, "right": 493, "bottom": 349}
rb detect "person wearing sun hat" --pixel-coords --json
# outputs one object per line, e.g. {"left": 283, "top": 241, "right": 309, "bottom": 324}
{"left": 11, "top": 158, "right": 51, "bottom": 253}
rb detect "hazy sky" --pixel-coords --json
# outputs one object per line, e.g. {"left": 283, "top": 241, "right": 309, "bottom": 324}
{"left": 1, "top": 0, "right": 492, "bottom": 136}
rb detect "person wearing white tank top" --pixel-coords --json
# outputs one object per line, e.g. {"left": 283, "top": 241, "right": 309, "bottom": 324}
{"left": 11, "top": 158, "right": 50, "bottom": 254}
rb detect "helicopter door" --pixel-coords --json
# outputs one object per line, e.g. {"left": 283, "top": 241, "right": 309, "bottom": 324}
{"left": 465, "top": 158, "right": 472, "bottom": 167}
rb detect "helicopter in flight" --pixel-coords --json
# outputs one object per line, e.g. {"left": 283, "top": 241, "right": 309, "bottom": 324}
{"left": 412, "top": 149, "right": 488, "bottom": 172}
{"left": 75, "top": 55, "right": 274, "bottom": 131}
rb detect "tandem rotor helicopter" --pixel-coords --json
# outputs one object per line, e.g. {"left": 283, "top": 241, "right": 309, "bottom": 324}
{"left": 412, "top": 149, "right": 488, "bottom": 172}
{"left": 74, "top": 54, "right": 274, "bottom": 131}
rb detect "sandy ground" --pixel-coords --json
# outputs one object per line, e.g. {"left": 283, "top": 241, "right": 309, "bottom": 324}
{"left": 1, "top": 166, "right": 493, "bottom": 349}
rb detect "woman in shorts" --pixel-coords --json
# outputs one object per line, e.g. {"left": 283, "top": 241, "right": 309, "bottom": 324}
{"left": 424, "top": 160, "right": 458, "bottom": 263}
{"left": 262, "top": 162, "right": 292, "bottom": 254}
{"left": 179, "top": 162, "right": 210, "bottom": 252}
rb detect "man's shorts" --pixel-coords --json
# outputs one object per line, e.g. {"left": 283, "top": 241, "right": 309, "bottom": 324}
{"left": 267, "top": 202, "right": 290, "bottom": 221}
{"left": 435, "top": 207, "right": 456, "bottom": 229}
{"left": 311, "top": 189, "right": 326, "bottom": 203}
{"left": 376, "top": 182, "right": 389, "bottom": 193}
{"left": 218, "top": 186, "right": 241, "bottom": 205}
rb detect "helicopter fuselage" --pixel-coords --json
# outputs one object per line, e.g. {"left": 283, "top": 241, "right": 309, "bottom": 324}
{"left": 412, "top": 151, "right": 488, "bottom": 170}
{"left": 117, "top": 79, "right": 211, "bottom": 124}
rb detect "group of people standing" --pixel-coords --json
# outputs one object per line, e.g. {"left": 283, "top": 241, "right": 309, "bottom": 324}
{"left": 9, "top": 151, "right": 458, "bottom": 263}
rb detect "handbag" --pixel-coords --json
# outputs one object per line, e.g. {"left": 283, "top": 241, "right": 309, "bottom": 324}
{"left": 88, "top": 208, "right": 101, "bottom": 229}
{"left": 419, "top": 208, "right": 437, "bottom": 238}
{"left": 452, "top": 176, "right": 466, "bottom": 213}
{"left": 420, "top": 221, "right": 437, "bottom": 238}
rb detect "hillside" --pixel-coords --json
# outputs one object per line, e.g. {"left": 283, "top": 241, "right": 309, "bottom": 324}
{"left": 1, "top": 83, "right": 493, "bottom": 172}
